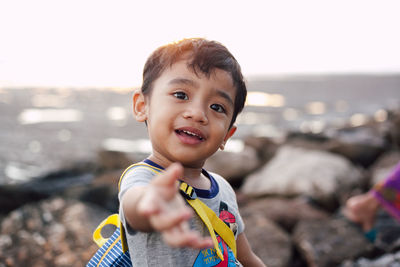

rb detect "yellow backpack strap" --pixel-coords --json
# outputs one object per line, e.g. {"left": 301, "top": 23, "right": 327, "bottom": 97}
{"left": 180, "top": 182, "right": 237, "bottom": 260}
{"left": 92, "top": 214, "right": 120, "bottom": 246}
{"left": 118, "top": 163, "right": 163, "bottom": 192}
{"left": 117, "top": 163, "right": 236, "bottom": 260}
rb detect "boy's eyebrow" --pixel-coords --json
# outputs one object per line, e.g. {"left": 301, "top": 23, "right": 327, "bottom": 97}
{"left": 215, "top": 89, "right": 234, "bottom": 107}
{"left": 168, "top": 78, "right": 198, "bottom": 87}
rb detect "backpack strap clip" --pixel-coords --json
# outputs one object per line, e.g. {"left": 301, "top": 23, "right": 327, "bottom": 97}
{"left": 179, "top": 182, "right": 197, "bottom": 200}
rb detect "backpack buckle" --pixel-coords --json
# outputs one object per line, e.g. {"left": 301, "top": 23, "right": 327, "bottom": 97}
{"left": 179, "top": 182, "right": 197, "bottom": 200}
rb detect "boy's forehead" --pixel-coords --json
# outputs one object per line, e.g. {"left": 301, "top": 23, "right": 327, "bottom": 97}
{"left": 166, "top": 58, "right": 234, "bottom": 85}
{"left": 164, "top": 60, "right": 235, "bottom": 90}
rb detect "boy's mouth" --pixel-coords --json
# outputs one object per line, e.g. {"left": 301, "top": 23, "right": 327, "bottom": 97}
{"left": 175, "top": 128, "right": 205, "bottom": 142}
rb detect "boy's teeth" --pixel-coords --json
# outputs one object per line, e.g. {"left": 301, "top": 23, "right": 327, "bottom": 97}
{"left": 183, "top": 130, "right": 196, "bottom": 136}
{"left": 180, "top": 130, "right": 203, "bottom": 140}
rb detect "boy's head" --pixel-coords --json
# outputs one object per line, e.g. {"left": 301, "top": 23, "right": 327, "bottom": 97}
{"left": 141, "top": 38, "right": 246, "bottom": 128}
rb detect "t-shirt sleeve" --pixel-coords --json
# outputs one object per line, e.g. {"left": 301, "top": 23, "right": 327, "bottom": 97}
{"left": 118, "top": 167, "right": 155, "bottom": 233}
{"left": 118, "top": 167, "right": 154, "bottom": 200}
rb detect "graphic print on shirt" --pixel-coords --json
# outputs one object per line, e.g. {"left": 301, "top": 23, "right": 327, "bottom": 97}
{"left": 193, "top": 201, "right": 237, "bottom": 267}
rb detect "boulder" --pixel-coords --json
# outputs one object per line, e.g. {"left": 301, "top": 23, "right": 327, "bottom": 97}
{"left": 0, "top": 164, "right": 125, "bottom": 215}
{"left": 341, "top": 250, "right": 400, "bottom": 267}
{"left": 286, "top": 130, "right": 386, "bottom": 168}
{"left": 96, "top": 150, "right": 134, "bottom": 172}
{"left": 293, "top": 217, "right": 374, "bottom": 267}
{"left": 240, "top": 196, "right": 329, "bottom": 232}
{"left": 243, "top": 135, "right": 279, "bottom": 163}
{"left": 0, "top": 164, "right": 96, "bottom": 215}
{"left": 204, "top": 146, "right": 262, "bottom": 187}
{"left": 241, "top": 145, "right": 364, "bottom": 210}
{"left": 325, "top": 123, "right": 388, "bottom": 167}
{"left": 62, "top": 170, "right": 122, "bottom": 213}
{"left": 384, "top": 109, "right": 400, "bottom": 150}
{"left": 0, "top": 197, "right": 111, "bottom": 267}
{"left": 373, "top": 209, "right": 400, "bottom": 253}
{"left": 243, "top": 213, "right": 292, "bottom": 267}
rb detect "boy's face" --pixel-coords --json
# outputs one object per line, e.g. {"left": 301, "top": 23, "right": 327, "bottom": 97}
{"left": 134, "top": 58, "right": 237, "bottom": 168}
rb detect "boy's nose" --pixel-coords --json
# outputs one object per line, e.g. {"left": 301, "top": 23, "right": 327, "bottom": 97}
{"left": 183, "top": 105, "right": 208, "bottom": 124}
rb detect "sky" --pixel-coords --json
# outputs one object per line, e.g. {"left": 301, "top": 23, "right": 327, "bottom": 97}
{"left": 1, "top": 0, "right": 400, "bottom": 88}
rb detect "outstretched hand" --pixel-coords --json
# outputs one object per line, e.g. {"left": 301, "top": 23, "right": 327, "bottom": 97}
{"left": 137, "top": 163, "right": 213, "bottom": 249}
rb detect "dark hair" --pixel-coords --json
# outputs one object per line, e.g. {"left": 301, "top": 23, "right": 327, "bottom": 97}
{"left": 141, "top": 38, "right": 247, "bottom": 128}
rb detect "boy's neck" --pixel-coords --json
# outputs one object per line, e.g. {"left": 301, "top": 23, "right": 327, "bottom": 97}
{"left": 181, "top": 169, "right": 211, "bottom": 190}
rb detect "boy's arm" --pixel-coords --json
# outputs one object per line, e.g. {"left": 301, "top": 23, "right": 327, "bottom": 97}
{"left": 236, "top": 232, "right": 266, "bottom": 267}
{"left": 121, "top": 163, "right": 213, "bottom": 249}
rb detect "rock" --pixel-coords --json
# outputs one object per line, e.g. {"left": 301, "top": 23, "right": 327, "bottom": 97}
{"left": 63, "top": 170, "right": 122, "bottom": 213}
{"left": 243, "top": 135, "right": 279, "bottom": 162}
{"left": 326, "top": 123, "right": 388, "bottom": 157}
{"left": 243, "top": 213, "right": 292, "bottom": 267}
{"left": 0, "top": 163, "right": 96, "bottom": 215}
{"left": 0, "top": 197, "right": 111, "bottom": 267}
{"left": 204, "top": 146, "right": 262, "bottom": 187}
{"left": 384, "top": 109, "right": 400, "bottom": 150}
{"left": 373, "top": 209, "right": 400, "bottom": 252}
{"left": 0, "top": 161, "right": 126, "bottom": 215}
{"left": 96, "top": 150, "right": 134, "bottom": 172}
{"left": 327, "top": 141, "right": 385, "bottom": 169}
{"left": 286, "top": 130, "right": 386, "bottom": 168}
{"left": 241, "top": 145, "right": 364, "bottom": 210}
{"left": 240, "top": 196, "right": 329, "bottom": 232}
{"left": 293, "top": 217, "right": 374, "bottom": 267}
{"left": 341, "top": 250, "right": 400, "bottom": 267}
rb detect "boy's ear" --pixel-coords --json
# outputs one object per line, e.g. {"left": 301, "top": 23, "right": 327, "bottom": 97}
{"left": 132, "top": 90, "right": 148, "bottom": 122}
{"left": 220, "top": 126, "right": 237, "bottom": 150}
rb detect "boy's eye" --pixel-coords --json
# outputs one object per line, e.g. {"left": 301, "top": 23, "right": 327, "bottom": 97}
{"left": 173, "top": 92, "right": 188, "bottom": 100}
{"left": 210, "top": 103, "right": 226, "bottom": 113}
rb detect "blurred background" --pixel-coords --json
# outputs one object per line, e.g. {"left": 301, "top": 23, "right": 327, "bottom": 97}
{"left": 1, "top": 0, "right": 400, "bottom": 266}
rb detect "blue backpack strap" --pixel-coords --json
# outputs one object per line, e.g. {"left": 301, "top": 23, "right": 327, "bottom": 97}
{"left": 87, "top": 215, "right": 131, "bottom": 267}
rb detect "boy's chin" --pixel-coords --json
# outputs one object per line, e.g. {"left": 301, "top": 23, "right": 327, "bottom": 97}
{"left": 172, "top": 156, "right": 206, "bottom": 169}
{"left": 178, "top": 160, "right": 205, "bottom": 169}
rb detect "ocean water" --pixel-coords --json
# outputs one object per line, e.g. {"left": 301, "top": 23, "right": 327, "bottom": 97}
{"left": 0, "top": 73, "right": 399, "bottom": 183}
{"left": 236, "top": 73, "right": 400, "bottom": 138}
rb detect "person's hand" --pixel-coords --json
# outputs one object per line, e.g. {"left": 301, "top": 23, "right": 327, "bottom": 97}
{"left": 137, "top": 163, "right": 213, "bottom": 249}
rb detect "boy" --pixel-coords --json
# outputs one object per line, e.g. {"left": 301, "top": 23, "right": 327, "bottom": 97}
{"left": 119, "top": 38, "right": 265, "bottom": 266}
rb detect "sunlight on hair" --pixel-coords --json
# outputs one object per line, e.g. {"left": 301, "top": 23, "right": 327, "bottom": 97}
{"left": 245, "top": 92, "right": 285, "bottom": 107}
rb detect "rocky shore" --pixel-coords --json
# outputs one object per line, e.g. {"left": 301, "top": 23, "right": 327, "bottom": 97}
{"left": 1, "top": 79, "right": 400, "bottom": 266}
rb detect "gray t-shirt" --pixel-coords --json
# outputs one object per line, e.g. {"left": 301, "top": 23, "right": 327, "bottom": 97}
{"left": 118, "top": 161, "right": 244, "bottom": 266}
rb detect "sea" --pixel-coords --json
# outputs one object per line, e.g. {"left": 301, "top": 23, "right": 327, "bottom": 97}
{"left": 0, "top": 73, "right": 399, "bottom": 184}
